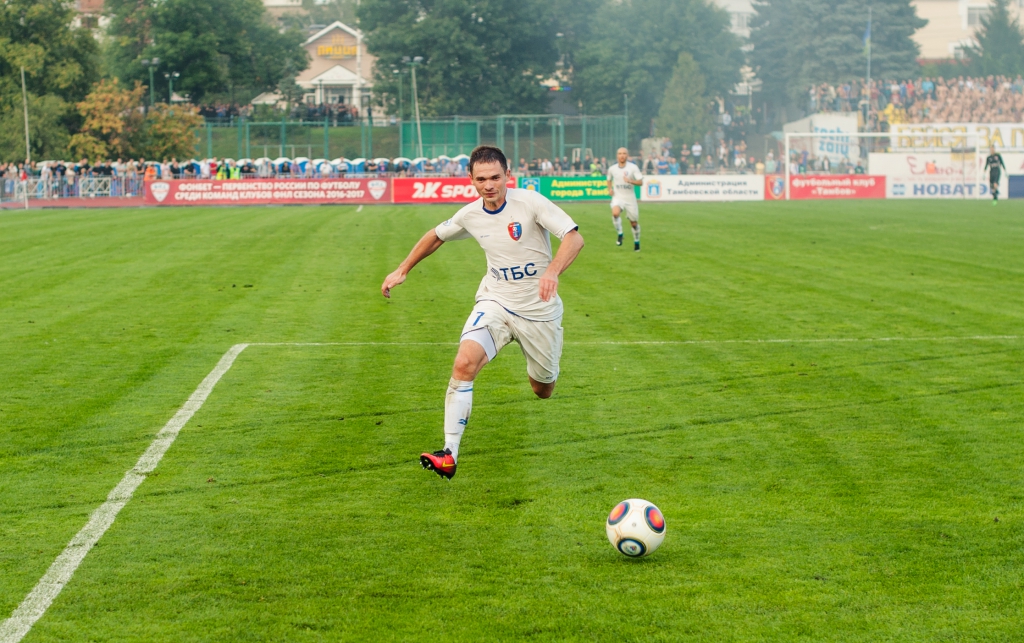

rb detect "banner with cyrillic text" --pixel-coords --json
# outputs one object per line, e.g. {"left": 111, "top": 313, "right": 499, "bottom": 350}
{"left": 144, "top": 179, "right": 392, "bottom": 205}
{"left": 641, "top": 175, "right": 764, "bottom": 201}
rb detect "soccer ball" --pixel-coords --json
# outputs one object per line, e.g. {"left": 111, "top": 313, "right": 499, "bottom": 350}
{"left": 606, "top": 499, "right": 666, "bottom": 557}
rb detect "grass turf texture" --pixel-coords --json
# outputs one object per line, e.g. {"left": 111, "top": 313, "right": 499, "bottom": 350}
{"left": 1, "top": 200, "right": 1023, "bottom": 642}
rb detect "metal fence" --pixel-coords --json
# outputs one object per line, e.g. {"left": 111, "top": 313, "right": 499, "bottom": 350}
{"left": 399, "top": 115, "right": 627, "bottom": 162}
{"left": 0, "top": 177, "right": 147, "bottom": 203}
{"left": 198, "top": 114, "right": 627, "bottom": 164}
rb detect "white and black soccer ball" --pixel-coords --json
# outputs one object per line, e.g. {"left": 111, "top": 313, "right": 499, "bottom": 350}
{"left": 606, "top": 499, "right": 666, "bottom": 557}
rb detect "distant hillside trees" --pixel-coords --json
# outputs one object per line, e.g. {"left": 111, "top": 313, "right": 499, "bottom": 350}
{"left": 750, "top": 0, "right": 926, "bottom": 118}
{"left": 104, "top": 0, "right": 309, "bottom": 103}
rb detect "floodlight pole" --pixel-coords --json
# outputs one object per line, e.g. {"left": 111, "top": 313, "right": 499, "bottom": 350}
{"left": 141, "top": 57, "right": 160, "bottom": 111}
{"left": 406, "top": 56, "right": 424, "bottom": 159}
{"left": 165, "top": 71, "right": 180, "bottom": 103}
{"left": 21, "top": 66, "right": 30, "bottom": 209}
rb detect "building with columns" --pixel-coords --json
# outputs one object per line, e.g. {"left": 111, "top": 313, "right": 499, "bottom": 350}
{"left": 294, "top": 21, "right": 376, "bottom": 107}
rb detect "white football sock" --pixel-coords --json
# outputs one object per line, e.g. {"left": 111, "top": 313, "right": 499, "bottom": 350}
{"left": 613, "top": 216, "right": 623, "bottom": 234}
{"left": 443, "top": 378, "right": 473, "bottom": 462}
{"left": 632, "top": 224, "right": 641, "bottom": 242}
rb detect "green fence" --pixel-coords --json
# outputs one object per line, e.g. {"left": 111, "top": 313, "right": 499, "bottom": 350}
{"left": 399, "top": 115, "right": 627, "bottom": 162}
{"left": 197, "top": 114, "right": 626, "bottom": 162}
{"left": 200, "top": 120, "right": 398, "bottom": 160}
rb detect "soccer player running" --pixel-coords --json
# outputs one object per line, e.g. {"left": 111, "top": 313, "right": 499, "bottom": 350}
{"left": 607, "top": 147, "right": 644, "bottom": 251}
{"left": 985, "top": 145, "right": 1006, "bottom": 204}
{"left": 380, "top": 146, "right": 585, "bottom": 479}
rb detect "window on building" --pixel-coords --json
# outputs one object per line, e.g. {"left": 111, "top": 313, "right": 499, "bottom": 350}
{"left": 968, "top": 6, "right": 990, "bottom": 28}
{"left": 732, "top": 12, "right": 751, "bottom": 31}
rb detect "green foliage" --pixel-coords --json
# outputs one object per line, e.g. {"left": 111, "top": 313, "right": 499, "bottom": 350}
{"left": 751, "top": 0, "right": 926, "bottom": 109}
{"left": 276, "top": 59, "right": 305, "bottom": 112}
{"left": 359, "top": 0, "right": 561, "bottom": 116}
{"left": 0, "top": 94, "right": 72, "bottom": 162}
{"left": 0, "top": 0, "right": 100, "bottom": 107}
{"left": 0, "top": 0, "right": 98, "bottom": 161}
{"left": 140, "top": 103, "right": 204, "bottom": 160}
{"left": 655, "top": 52, "right": 712, "bottom": 149}
{"left": 69, "top": 78, "right": 147, "bottom": 160}
{"left": 966, "top": 0, "right": 1024, "bottom": 76}
{"left": 104, "top": 0, "right": 309, "bottom": 103}
{"left": 278, "top": 0, "right": 359, "bottom": 31}
{"left": 572, "top": 0, "right": 743, "bottom": 146}
{"left": 69, "top": 79, "right": 203, "bottom": 160}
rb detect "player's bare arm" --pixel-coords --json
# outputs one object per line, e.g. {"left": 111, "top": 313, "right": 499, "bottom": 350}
{"left": 381, "top": 230, "right": 444, "bottom": 298}
{"left": 539, "top": 230, "right": 584, "bottom": 302}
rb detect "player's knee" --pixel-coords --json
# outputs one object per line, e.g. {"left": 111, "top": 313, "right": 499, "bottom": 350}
{"left": 453, "top": 353, "right": 478, "bottom": 379}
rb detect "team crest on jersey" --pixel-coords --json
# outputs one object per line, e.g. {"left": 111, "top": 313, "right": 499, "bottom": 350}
{"left": 508, "top": 221, "right": 522, "bottom": 241}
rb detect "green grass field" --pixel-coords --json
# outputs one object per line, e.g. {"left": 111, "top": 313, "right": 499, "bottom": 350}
{"left": 1, "top": 199, "right": 1023, "bottom": 642}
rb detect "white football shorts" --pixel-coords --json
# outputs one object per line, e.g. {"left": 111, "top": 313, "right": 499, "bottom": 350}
{"left": 460, "top": 300, "right": 563, "bottom": 384}
{"left": 610, "top": 197, "right": 639, "bottom": 222}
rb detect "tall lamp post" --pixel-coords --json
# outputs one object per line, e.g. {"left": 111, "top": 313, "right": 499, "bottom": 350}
{"left": 164, "top": 71, "right": 180, "bottom": 104}
{"left": 393, "top": 67, "right": 405, "bottom": 155}
{"left": 403, "top": 56, "right": 424, "bottom": 159}
{"left": 141, "top": 57, "right": 160, "bottom": 110}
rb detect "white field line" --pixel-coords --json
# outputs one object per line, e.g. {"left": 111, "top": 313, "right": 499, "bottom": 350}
{"left": 2, "top": 332, "right": 1022, "bottom": 642}
{"left": 250, "top": 335, "right": 1023, "bottom": 348}
{"left": 0, "top": 343, "right": 250, "bottom": 643}
{"left": 356, "top": 205, "right": 363, "bottom": 213}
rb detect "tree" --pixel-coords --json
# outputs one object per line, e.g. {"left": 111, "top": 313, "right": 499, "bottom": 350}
{"left": 966, "top": 0, "right": 1024, "bottom": 76}
{"left": 69, "top": 79, "right": 202, "bottom": 160}
{"left": 359, "top": 0, "right": 561, "bottom": 116}
{"left": 104, "top": 0, "right": 309, "bottom": 103}
{"left": 0, "top": 95, "right": 73, "bottom": 162}
{"left": 277, "top": 60, "right": 305, "bottom": 113}
{"left": 750, "top": 0, "right": 926, "bottom": 116}
{"left": 141, "top": 104, "right": 204, "bottom": 159}
{"left": 277, "top": 0, "right": 359, "bottom": 31}
{"left": 572, "top": 0, "right": 744, "bottom": 145}
{"left": 655, "top": 53, "right": 713, "bottom": 149}
{"left": 0, "top": 0, "right": 100, "bottom": 107}
{"left": 69, "top": 79, "right": 147, "bottom": 160}
{"left": 0, "top": 0, "right": 100, "bottom": 161}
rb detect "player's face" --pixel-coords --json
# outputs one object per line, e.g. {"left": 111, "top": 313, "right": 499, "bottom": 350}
{"left": 617, "top": 149, "right": 628, "bottom": 165}
{"left": 471, "top": 161, "right": 509, "bottom": 204}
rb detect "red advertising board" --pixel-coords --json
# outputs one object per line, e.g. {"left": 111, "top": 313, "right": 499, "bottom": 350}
{"left": 787, "top": 175, "right": 886, "bottom": 200}
{"left": 144, "top": 178, "right": 392, "bottom": 206}
{"left": 392, "top": 176, "right": 516, "bottom": 204}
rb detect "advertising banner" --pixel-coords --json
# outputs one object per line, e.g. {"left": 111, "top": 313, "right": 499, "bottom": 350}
{"left": 641, "top": 175, "right": 764, "bottom": 201}
{"left": 890, "top": 123, "right": 1024, "bottom": 152}
{"left": 144, "top": 178, "right": 392, "bottom": 206}
{"left": 529, "top": 176, "right": 611, "bottom": 201}
{"left": 783, "top": 113, "right": 862, "bottom": 164}
{"left": 392, "top": 176, "right": 515, "bottom": 204}
{"left": 788, "top": 175, "right": 886, "bottom": 199}
{"left": 867, "top": 152, "right": 1024, "bottom": 198}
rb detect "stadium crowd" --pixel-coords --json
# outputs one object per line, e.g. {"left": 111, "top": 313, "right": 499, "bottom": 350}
{"left": 809, "top": 76, "right": 1024, "bottom": 126}
{"left": 199, "top": 102, "right": 363, "bottom": 124}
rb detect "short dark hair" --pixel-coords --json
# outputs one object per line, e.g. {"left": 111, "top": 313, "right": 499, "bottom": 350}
{"left": 469, "top": 145, "right": 508, "bottom": 175}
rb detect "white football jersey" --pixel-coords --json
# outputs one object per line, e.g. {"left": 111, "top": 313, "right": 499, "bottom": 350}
{"left": 435, "top": 188, "right": 579, "bottom": 321}
{"left": 607, "top": 162, "right": 642, "bottom": 202}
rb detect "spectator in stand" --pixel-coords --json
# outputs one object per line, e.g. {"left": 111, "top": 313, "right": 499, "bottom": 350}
{"left": 691, "top": 141, "right": 702, "bottom": 173}
{"left": 519, "top": 158, "right": 528, "bottom": 174}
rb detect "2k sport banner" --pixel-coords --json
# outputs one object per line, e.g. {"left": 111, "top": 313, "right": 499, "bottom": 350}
{"left": 145, "top": 179, "right": 391, "bottom": 205}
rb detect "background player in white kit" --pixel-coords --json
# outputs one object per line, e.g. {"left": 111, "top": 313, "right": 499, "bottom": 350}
{"left": 380, "top": 146, "right": 585, "bottom": 479}
{"left": 607, "top": 147, "right": 644, "bottom": 251}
